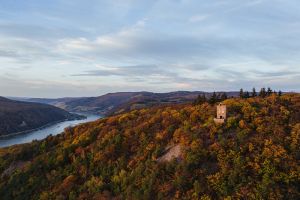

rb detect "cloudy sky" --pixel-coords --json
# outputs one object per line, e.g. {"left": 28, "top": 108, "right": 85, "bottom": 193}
{"left": 0, "top": 0, "right": 299, "bottom": 97}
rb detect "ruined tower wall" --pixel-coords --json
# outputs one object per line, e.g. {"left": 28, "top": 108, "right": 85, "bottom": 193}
{"left": 217, "top": 104, "right": 226, "bottom": 119}
{"left": 214, "top": 103, "right": 227, "bottom": 124}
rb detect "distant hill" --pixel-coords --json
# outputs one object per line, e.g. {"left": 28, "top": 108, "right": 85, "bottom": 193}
{"left": 0, "top": 97, "right": 84, "bottom": 137}
{"left": 0, "top": 94, "right": 299, "bottom": 199}
{"left": 23, "top": 91, "right": 239, "bottom": 115}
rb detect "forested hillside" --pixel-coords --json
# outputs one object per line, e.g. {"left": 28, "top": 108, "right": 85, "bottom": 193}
{"left": 0, "top": 94, "right": 299, "bottom": 199}
{"left": 0, "top": 97, "right": 84, "bottom": 137}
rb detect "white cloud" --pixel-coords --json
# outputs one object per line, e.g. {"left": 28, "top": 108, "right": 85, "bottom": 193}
{"left": 0, "top": 0, "right": 300, "bottom": 97}
{"left": 58, "top": 37, "right": 94, "bottom": 52}
{"left": 188, "top": 14, "right": 209, "bottom": 23}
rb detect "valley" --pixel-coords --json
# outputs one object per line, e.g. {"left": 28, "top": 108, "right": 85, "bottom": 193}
{"left": 0, "top": 113, "right": 100, "bottom": 148}
{"left": 22, "top": 91, "right": 239, "bottom": 116}
{"left": 0, "top": 97, "right": 85, "bottom": 137}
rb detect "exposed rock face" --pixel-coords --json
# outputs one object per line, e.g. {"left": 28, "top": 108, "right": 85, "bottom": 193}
{"left": 157, "top": 144, "right": 182, "bottom": 162}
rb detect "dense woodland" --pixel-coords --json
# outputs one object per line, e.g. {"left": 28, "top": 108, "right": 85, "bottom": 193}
{"left": 0, "top": 93, "right": 299, "bottom": 199}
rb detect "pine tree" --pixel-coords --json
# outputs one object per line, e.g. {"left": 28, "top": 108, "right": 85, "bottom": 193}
{"left": 267, "top": 87, "right": 273, "bottom": 96}
{"left": 193, "top": 94, "right": 207, "bottom": 105}
{"left": 209, "top": 92, "right": 217, "bottom": 104}
{"left": 217, "top": 93, "right": 221, "bottom": 102}
{"left": 252, "top": 87, "right": 257, "bottom": 97}
{"left": 220, "top": 93, "right": 227, "bottom": 101}
{"left": 259, "top": 88, "right": 267, "bottom": 98}
{"left": 239, "top": 88, "right": 244, "bottom": 98}
{"left": 244, "top": 91, "right": 250, "bottom": 98}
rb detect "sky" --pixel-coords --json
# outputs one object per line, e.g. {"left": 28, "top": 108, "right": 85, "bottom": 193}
{"left": 0, "top": 0, "right": 299, "bottom": 97}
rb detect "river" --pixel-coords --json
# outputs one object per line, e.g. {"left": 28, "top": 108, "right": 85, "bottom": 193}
{"left": 0, "top": 114, "right": 101, "bottom": 148}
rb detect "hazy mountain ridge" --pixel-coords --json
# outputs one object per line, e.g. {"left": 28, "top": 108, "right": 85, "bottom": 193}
{"left": 21, "top": 91, "right": 240, "bottom": 115}
{"left": 0, "top": 97, "right": 84, "bottom": 137}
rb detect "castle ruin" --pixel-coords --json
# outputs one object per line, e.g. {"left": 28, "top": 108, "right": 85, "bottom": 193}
{"left": 214, "top": 103, "right": 226, "bottom": 124}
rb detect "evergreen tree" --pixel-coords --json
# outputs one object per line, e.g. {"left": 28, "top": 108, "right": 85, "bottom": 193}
{"left": 209, "top": 92, "right": 217, "bottom": 104}
{"left": 278, "top": 90, "right": 282, "bottom": 96}
{"left": 220, "top": 93, "right": 227, "bottom": 101}
{"left": 259, "top": 88, "right": 267, "bottom": 98}
{"left": 217, "top": 93, "right": 221, "bottom": 102}
{"left": 252, "top": 87, "right": 257, "bottom": 97}
{"left": 193, "top": 94, "right": 206, "bottom": 105}
{"left": 239, "top": 88, "right": 244, "bottom": 98}
{"left": 244, "top": 91, "right": 250, "bottom": 98}
{"left": 267, "top": 87, "right": 273, "bottom": 96}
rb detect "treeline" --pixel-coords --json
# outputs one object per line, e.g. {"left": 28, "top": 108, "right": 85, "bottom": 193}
{"left": 193, "top": 92, "right": 227, "bottom": 105}
{"left": 239, "top": 87, "right": 282, "bottom": 98}
{"left": 194, "top": 88, "right": 283, "bottom": 105}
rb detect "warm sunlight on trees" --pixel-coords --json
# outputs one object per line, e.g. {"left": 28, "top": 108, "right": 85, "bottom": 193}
{"left": 0, "top": 93, "right": 299, "bottom": 199}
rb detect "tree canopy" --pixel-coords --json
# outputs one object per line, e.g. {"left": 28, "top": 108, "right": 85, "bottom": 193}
{"left": 0, "top": 93, "right": 299, "bottom": 200}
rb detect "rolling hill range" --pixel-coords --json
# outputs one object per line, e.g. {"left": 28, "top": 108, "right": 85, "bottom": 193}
{"left": 0, "top": 97, "right": 84, "bottom": 137}
{"left": 0, "top": 93, "right": 299, "bottom": 199}
{"left": 22, "top": 91, "right": 239, "bottom": 116}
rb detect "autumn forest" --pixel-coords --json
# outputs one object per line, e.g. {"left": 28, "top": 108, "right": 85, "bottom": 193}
{"left": 0, "top": 92, "right": 299, "bottom": 199}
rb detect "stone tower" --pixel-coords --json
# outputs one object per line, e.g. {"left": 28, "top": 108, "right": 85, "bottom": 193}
{"left": 214, "top": 103, "right": 226, "bottom": 124}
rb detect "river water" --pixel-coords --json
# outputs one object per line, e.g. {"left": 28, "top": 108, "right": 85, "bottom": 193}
{"left": 0, "top": 114, "right": 101, "bottom": 148}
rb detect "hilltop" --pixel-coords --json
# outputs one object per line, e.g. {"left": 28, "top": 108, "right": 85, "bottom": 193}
{"left": 0, "top": 97, "right": 84, "bottom": 137}
{"left": 0, "top": 94, "right": 299, "bottom": 199}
